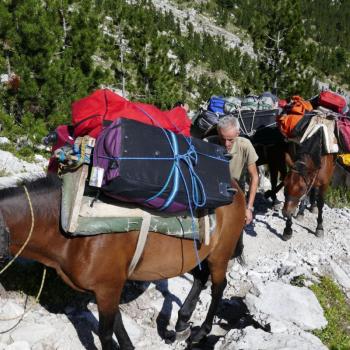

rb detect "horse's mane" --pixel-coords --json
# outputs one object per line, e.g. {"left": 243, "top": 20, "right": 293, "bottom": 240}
{"left": 0, "top": 173, "right": 62, "bottom": 200}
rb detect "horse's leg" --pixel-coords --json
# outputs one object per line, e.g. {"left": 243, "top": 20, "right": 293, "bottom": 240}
{"left": 282, "top": 215, "right": 293, "bottom": 241}
{"left": 175, "top": 261, "right": 210, "bottom": 333}
{"left": 296, "top": 198, "right": 307, "bottom": 219}
{"left": 268, "top": 165, "right": 278, "bottom": 204}
{"left": 113, "top": 309, "right": 134, "bottom": 350}
{"left": 309, "top": 187, "right": 318, "bottom": 214}
{"left": 315, "top": 189, "right": 325, "bottom": 238}
{"left": 189, "top": 263, "right": 227, "bottom": 345}
{"left": 96, "top": 285, "right": 134, "bottom": 350}
{"left": 264, "top": 164, "right": 277, "bottom": 204}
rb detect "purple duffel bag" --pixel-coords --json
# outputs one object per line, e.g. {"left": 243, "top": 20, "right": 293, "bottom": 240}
{"left": 91, "top": 118, "right": 233, "bottom": 213}
{"left": 336, "top": 116, "right": 350, "bottom": 153}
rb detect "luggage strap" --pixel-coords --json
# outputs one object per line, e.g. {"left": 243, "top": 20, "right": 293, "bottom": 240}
{"left": 128, "top": 212, "right": 151, "bottom": 277}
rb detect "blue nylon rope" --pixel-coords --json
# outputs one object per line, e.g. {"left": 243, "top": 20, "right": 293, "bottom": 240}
{"left": 97, "top": 141, "right": 208, "bottom": 209}
{"left": 99, "top": 106, "right": 225, "bottom": 269}
{"left": 157, "top": 132, "right": 180, "bottom": 211}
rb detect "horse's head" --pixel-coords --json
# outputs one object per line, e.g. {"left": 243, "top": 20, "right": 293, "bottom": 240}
{"left": 282, "top": 157, "right": 317, "bottom": 217}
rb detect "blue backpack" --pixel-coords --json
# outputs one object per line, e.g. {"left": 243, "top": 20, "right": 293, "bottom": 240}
{"left": 207, "top": 96, "right": 226, "bottom": 115}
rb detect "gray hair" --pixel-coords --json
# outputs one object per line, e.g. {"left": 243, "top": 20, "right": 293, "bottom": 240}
{"left": 217, "top": 115, "right": 240, "bottom": 131}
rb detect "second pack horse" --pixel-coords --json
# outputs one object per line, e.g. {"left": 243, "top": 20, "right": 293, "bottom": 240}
{"left": 282, "top": 129, "right": 335, "bottom": 241}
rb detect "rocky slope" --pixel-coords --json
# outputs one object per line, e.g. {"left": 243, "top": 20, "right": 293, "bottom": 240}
{"left": 150, "top": 0, "right": 256, "bottom": 58}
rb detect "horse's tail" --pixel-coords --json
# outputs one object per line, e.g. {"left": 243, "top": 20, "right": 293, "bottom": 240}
{"left": 229, "top": 180, "right": 245, "bottom": 262}
{"left": 231, "top": 230, "right": 244, "bottom": 260}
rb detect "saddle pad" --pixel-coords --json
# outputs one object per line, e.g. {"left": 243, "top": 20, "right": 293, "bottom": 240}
{"left": 61, "top": 172, "right": 214, "bottom": 239}
{"left": 73, "top": 195, "right": 214, "bottom": 239}
{"left": 299, "top": 114, "right": 338, "bottom": 153}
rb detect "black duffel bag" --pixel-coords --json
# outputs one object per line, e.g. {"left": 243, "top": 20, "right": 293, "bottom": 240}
{"left": 193, "top": 108, "right": 224, "bottom": 135}
{"left": 93, "top": 118, "right": 234, "bottom": 213}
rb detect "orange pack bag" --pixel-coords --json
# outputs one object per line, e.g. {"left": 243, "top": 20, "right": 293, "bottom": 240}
{"left": 288, "top": 95, "right": 313, "bottom": 115}
{"left": 277, "top": 96, "right": 313, "bottom": 137}
{"left": 277, "top": 114, "right": 303, "bottom": 138}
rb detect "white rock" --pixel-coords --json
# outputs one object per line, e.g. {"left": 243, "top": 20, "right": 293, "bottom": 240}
{"left": 6, "top": 341, "right": 31, "bottom": 350}
{"left": 10, "top": 325, "right": 55, "bottom": 345}
{"left": 328, "top": 259, "right": 350, "bottom": 290}
{"left": 34, "top": 154, "right": 46, "bottom": 163}
{"left": 0, "top": 137, "right": 9, "bottom": 145}
{"left": 245, "top": 282, "right": 327, "bottom": 331}
{"left": 0, "top": 301, "right": 24, "bottom": 319}
{"left": 219, "top": 326, "right": 327, "bottom": 350}
{"left": 0, "top": 150, "right": 47, "bottom": 172}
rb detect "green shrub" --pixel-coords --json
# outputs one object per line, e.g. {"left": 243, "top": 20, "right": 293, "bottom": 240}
{"left": 0, "top": 109, "right": 48, "bottom": 161}
{"left": 326, "top": 186, "right": 350, "bottom": 208}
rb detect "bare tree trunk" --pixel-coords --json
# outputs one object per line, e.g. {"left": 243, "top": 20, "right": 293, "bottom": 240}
{"left": 59, "top": 5, "right": 67, "bottom": 50}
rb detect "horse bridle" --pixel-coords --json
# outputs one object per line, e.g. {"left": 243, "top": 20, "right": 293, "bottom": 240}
{"left": 284, "top": 161, "right": 319, "bottom": 203}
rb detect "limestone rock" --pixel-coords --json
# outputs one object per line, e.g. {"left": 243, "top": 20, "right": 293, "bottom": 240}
{"left": 245, "top": 281, "right": 327, "bottom": 331}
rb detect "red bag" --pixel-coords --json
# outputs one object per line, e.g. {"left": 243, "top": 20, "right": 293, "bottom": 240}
{"left": 336, "top": 116, "right": 350, "bottom": 153}
{"left": 318, "top": 91, "right": 347, "bottom": 114}
{"left": 278, "top": 99, "right": 288, "bottom": 108}
{"left": 72, "top": 89, "right": 191, "bottom": 138}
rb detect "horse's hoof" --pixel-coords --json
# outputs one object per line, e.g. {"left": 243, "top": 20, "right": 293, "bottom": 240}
{"left": 315, "top": 229, "right": 324, "bottom": 238}
{"left": 175, "top": 319, "right": 191, "bottom": 333}
{"left": 175, "top": 327, "right": 191, "bottom": 341}
{"left": 189, "top": 325, "right": 210, "bottom": 346}
{"left": 189, "top": 332, "right": 206, "bottom": 346}
{"left": 282, "top": 232, "right": 292, "bottom": 241}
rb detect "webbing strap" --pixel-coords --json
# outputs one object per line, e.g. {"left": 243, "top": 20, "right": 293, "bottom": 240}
{"left": 127, "top": 212, "right": 151, "bottom": 277}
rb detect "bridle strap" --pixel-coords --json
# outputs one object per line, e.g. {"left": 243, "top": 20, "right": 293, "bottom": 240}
{"left": 285, "top": 166, "right": 319, "bottom": 202}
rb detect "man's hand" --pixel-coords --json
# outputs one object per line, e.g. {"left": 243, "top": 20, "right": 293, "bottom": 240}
{"left": 245, "top": 208, "right": 253, "bottom": 225}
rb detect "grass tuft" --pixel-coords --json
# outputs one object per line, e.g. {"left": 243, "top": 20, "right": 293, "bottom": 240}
{"left": 326, "top": 186, "right": 350, "bottom": 208}
{"left": 311, "top": 276, "right": 350, "bottom": 350}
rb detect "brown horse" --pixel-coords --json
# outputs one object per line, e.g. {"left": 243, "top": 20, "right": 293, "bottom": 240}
{"left": 0, "top": 174, "right": 245, "bottom": 349}
{"left": 282, "top": 130, "right": 335, "bottom": 241}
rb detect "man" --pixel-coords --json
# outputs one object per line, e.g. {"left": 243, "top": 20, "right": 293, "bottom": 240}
{"left": 216, "top": 115, "right": 259, "bottom": 224}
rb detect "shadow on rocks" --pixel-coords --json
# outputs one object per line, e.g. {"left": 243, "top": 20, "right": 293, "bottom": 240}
{"left": 179, "top": 297, "right": 270, "bottom": 350}
{"left": 0, "top": 258, "right": 102, "bottom": 349}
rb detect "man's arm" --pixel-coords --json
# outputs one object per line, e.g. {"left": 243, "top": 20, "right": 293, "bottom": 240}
{"left": 245, "top": 162, "right": 259, "bottom": 224}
